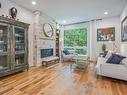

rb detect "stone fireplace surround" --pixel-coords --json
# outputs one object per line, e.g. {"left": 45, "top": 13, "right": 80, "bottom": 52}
{"left": 33, "top": 11, "right": 57, "bottom": 65}
{"left": 36, "top": 39, "right": 56, "bottom": 65}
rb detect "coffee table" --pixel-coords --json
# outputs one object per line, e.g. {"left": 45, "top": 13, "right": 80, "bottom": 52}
{"left": 70, "top": 56, "right": 90, "bottom": 70}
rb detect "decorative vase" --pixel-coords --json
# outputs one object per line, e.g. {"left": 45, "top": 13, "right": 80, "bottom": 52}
{"left": 10, "top": 7, "right": 17, "bottom": 19}
{"left": 102, "top": 43, "right": 106, "bottom": 53}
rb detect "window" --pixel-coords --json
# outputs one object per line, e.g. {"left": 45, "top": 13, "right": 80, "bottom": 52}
{"left": 64, "top": 28, "right": 87, "bottom": 55}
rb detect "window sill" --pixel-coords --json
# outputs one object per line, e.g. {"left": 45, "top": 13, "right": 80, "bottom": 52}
{"left": 76, "top": 54, "right": 88, "bottom": 57}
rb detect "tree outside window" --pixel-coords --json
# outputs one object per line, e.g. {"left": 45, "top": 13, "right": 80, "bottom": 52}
{"left": 64, "top": 28, "right": 87, "bottom": 55}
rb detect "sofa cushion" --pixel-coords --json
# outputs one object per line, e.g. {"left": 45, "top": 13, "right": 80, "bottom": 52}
{"left": 100, "top": 63, "right": 127, "bottom": 80}
{"left": 121, "top": 58, "right": 127, "bottom": 68}
{"left": 68, "top": 50, "right": 76, "bottom": 54}
{"left": 106, "top": 54, "right": 126, "bottom": 64}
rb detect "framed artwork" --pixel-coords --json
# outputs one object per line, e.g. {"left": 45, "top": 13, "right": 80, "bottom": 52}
{"left": 121, "top": 16, "right": 127, "bottom": 42}
{"left": 97, "top": 27, "right": 115, "bottom": 41}
{"left": 0, "top": 2, "right": 1, "bottom": 8}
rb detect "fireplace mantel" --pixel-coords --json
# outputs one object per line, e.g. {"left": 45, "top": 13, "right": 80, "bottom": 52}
{"left": 40, "top": 37, "right": 55, "bottom": 40}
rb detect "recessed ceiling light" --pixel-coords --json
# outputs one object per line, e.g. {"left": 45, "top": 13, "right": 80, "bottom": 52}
{"left": 63, "top": 20, "right": 67, "bottom": 23}
{"left": 104, "top": 11, "right": 108, "bottom": 15}
{"left": 32, "top": 1, "right": 36, "bottom": 5}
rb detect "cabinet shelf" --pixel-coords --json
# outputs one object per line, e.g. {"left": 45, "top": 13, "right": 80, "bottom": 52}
{"left": 15, "top": 63, "right": 25, "bottom": 67}
{"left": 15, "top": 34, "right": 24, "bottom": 38}
{"left": 0, "top": 67, "right": 9, "bottom": 72}
{"left": 0, "top": 43, "right": 7, "bottom": 45}
{"left": 0, "top": 52, "right": 7, "bottom": 56}
{"left": 15, "top": 43, "right": 24, "bottom": 44}
{"left": 0, "top": 34, "right": 8, "bottom": 36}
{"left": 15, "top": 51, "right": 25, "bottom": 55}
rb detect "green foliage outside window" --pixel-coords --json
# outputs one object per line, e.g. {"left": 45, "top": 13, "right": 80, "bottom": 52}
{"left": 64, "top": 28, "right": 87, "bottom": 55}
{"left": 64, "top": 28, "right": 87, "bottom": 46}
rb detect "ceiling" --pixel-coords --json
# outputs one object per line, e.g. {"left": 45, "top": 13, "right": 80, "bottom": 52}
{"left": 11, "top": 0, "right": 127, "bottom": 25}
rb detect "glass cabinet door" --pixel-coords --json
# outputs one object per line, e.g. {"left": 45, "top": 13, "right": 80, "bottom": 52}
{"left": 14, "top": 26, "right": 26, "bottom": 67}
{"left": 0, "top": 23, "right": 9, "bottom": 71}
{"left": 14, "top": 27, "right": 25, "bottom": 52}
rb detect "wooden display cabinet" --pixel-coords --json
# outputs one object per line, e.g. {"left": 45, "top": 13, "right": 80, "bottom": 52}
{"left": 0, "top": 16, "right": 29, "bottom": 77}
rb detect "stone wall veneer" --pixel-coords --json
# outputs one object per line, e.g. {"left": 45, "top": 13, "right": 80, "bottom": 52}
{"left": 33, "top": 11, "right": 57, "bottom": 65}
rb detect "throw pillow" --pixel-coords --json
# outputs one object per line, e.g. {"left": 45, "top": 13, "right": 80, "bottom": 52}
{"left": 106, "top": 54, "right": 126, "bottom": 64}
{"left": 121, "top": 58, "right": 127, "bottom": 68}
{"left": 63, "top": 50, "right": 70, "bottom": 55}
{"left": 105, "top": 51, "right": 113, "bottom": 59}
{"left": 106, "top": 54, "right": 113, "bottom": 63}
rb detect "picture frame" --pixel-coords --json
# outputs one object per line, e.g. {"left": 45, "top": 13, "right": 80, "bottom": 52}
{"left": 121, "top": 16, "right": 127, "bottom": 42}
{"left": 97, "top": 27, "right": 115, "bottom": 41}
{"left": 0, "top": 2, "right": 1, "bottom": 8}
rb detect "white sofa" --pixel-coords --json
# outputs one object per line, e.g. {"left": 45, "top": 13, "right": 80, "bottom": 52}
{"left": 96, "top": 57, "right": 127, "bottom": 81}
{"left": 62, "top": 54, "right": 76, "bottom": 61}
{"left": 62, "top": 50, "right": 78, "bottom": 61}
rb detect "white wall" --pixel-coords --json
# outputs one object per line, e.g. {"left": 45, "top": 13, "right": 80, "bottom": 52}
{"left": 121, "top": 5, "right": 127, "bottom": 21}
{"left": 90, "top": 17, "right": 120, "bottom": 60}
{"left": 0, "top": 0, "right": 34, "bottom": 66}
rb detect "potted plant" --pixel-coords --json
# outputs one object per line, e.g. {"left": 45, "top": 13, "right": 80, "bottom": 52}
{"left": 102, "top": 43, "right": 106, "bottom": 53}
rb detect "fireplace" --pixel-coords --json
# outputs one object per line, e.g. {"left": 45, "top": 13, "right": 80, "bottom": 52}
{"left": 41, "top": 48, "right": 53, "bottom": 58}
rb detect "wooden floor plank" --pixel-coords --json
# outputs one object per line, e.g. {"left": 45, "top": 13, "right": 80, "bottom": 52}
{"left": 0, "top": 62, "right": 127, "bottom": 95}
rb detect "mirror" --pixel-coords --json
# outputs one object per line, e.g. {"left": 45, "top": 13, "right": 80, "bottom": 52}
{"left": 43, "top": 23, "right": 53, "bottom": 37}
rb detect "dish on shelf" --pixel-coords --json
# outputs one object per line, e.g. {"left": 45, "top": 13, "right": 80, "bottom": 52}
{"left": 0, "top": 66, "right": 3, "bottom": 69}
{"left": 0, "top": 49, "right": 3, "bottom": 53}
{"left": 0, "top": 41, "right": 4, "bottom": 44}
{"left": 15, "top": 40, "right": 24, "bottom": 43}
{"left": 15, "top": 34, "right": 24, "bottom": 37}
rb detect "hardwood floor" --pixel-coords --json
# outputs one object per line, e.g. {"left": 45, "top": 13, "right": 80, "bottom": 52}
{"left": 0, "top": 62, "right": 127, "bottom": 95}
